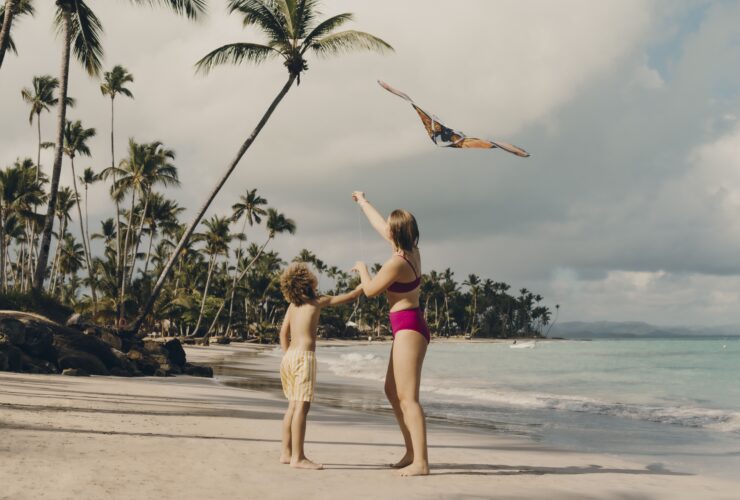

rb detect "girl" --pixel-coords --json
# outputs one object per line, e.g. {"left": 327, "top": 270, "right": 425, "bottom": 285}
{"left": 351, "top": 191, "right": 429, "bottom": 477}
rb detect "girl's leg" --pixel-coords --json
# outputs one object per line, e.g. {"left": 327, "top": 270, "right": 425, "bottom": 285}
{"left": 290, "top": 401, "right": 323, "bottom": 470}
{"left": 384, "top": 349, "right": 414, "bottom": 467}
{"left": 280, "top": 401, "right": 295, "bottom": 463}
{"left": 392, "top": 330, "right": 429, "bottom": 476}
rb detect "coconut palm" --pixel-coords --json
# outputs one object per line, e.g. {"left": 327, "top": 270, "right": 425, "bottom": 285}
{"left": 206, "top": 208, "right": 295, "bottom": 337}
{"left": 0, "top": 160, "right": 44, "bottom": 290}
{"left": 62, "top": 119, "right": 98, "bottom": 310}
{"left": 48, "top": 187, "right": 76, "bottom": 292}
{"left": 33, "top": 0, "right": 205, "bottom": 294}
{"left": 100, "top": 65, "right": 133, "bottom": 288}
{"left": 20, "top": 75, "right": 74, "bottom": 179}
{"left": 192, "top": 215, "right": 233, "bottom": 334}
{"left": 0, "top": 0, "right": 33, "bottom": 69}
{"left": 79, "top": 166, "right": 97, "bottom": 254}
{"left": 133, "top": 0, "right": 393, "bottom": 334}
{"left": 113, "top": 141, "right": 178, "bottom": 289}
{"left": 137, "top": 193, "right": 183, "bottom": 276}
{"left": 463, "top": 273, "right": 481, "bottom": 337}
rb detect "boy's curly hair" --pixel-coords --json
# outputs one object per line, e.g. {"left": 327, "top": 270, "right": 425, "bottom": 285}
{"left": 280, "top": 262, "right": 318, "bottom": 306}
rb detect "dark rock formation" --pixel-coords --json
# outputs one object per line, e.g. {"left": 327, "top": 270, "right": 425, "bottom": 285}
{"left": 0, "top": 311, "right": 212, "bottom": 378}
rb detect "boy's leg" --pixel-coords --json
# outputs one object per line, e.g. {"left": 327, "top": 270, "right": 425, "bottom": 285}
{"left": 280, "top": 401, "right": 295, "bottom": 464}
{"left": 290, "top": 401, "right": 323, "bottom": 470}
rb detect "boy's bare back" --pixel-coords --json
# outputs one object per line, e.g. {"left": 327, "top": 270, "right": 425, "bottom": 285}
{"left": 283, "top": 302, "right": 321, "bottom": 352}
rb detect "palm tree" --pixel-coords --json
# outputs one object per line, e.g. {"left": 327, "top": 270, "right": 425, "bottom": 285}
{"left": 206, "top": 208, "right": 295, "bottom": 337}
{"left": 63, "top": 119, "right": 98, "bottom": 310}
{"left": 100, "top": 64, "right": 133, "bottom": 292}
{"left": 48, "top": 187, "right": 76, "bottom": 293}
{"left": 0, "top": 0, "right": 33, "bottom": 69}
{"left": 138, "top": 193, "right": 183, "bottom": 276}
{"left": 225, "top": 188, "right": 267, "bottom": 334}
{"left": 192, "top": 215, "right": 233, "bottom": 334}
{"left": 79, "top": 166, "right": 97, "bottom": 255}
{"left": 463, "top": 274, "right": 481, "bottom": 337}
{"left": 0, "top": 160, "right": 43, "bottom": 291}
{"left": 32, "top": 0, "right": 205, "bottom": 294}
{"left": 107, "top": 140, "right": 179, "bottom": 308}
{"left": 20, "top": 75, "right": 73, "bottom": 179}
{"left": 133, "top": 0, "right": 392, "bottom": 335}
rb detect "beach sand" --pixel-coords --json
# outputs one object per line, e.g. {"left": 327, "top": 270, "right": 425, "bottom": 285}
{"left": 1, "top": 344, "right": 737, "bottom": 500}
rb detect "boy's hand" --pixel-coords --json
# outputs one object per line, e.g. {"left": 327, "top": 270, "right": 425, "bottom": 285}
{"left": 351, "top": 261, "right": 366, "bottom": 274}
{"left": 354, "top": 284, "right": 363, "bottom": 291}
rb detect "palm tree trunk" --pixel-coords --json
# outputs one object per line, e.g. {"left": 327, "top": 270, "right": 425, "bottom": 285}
{"left": 0, "top": 0, "right": 17, "bottom": 70}
{"left": 50, "top": 218, "right": 67, "bottom": 294}
{"left": 0, "top": 209, "right": 6, "bottom": 292}
{"left": 109, "top": 96, "right": 125, "bottom": 323}
{"left": 193, "top": 255, "right": 215, "bottom": 334}
{"left": 119, "top": 191, "right": 136, "bottom": 322}
{"left": 127, "top": 194, "right": 148, "bottom": 286}
{"left": 33, "top": 9, "right": 71, "bottom": 293}
{"left": 70, "top": 157, "right": 98, "bottom": 312}
{"left": 142, "top": 225, "right": 155, "bottom": 276}
{"left": 36, "top": 112, "right": 42, "bottom": 179}
{"left": 224, "top": 218, "right": 248, "bottom": 336}
{"left": 131, "top": 74, "right": 297, "bottom": 336}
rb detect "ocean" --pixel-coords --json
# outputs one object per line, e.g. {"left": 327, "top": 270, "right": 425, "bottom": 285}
{"left": 313, "top": 338, "right": 740, "bottom": 477}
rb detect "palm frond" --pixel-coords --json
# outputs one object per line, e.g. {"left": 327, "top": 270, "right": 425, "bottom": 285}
{"left": 195, "top": 43, "right": 279, "bottom": 74}
{"left": 228, "top": 0, "right": 289, "bottom": 45}
{"left": 129, "top": 0, "right": 207, "bottom": 20}
{"left": 55, "top": 1, "right": 104, "bottom": 77}
{"left": 300, "top": 12, "right": 352, "bottom": 53}
{"left": 294, "top": 0, "right": 320, "bottom": 39}
{"left": 309, "top": 30, "right": 393, "bottom": 58}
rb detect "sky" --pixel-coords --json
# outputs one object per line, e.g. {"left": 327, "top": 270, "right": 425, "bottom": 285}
{"left": 1, "top": 0, "right": 739, "bottom": 327}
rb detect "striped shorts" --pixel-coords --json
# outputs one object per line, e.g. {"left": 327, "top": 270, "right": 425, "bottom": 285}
{"left": 280, "top": 349, "right": 317, "bottom": 402}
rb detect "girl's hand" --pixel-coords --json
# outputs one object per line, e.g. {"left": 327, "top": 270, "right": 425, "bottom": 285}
{"left": 352, "top": 191, "right": 366, "bottom": 204}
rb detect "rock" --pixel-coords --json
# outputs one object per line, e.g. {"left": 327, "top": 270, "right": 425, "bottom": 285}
{"left": 0, "top": 318, "right": 26, "bottom": 345}
{"left": 0, "top": 345, "right": 23, "bottom": 372}
{"left": 20, "top": 352, "right": 57, "bottom": 374}
{"left": 183, "top": 363, "right": 213, "bottom": 378}
{"left": 213, "top": 336, "right": 231, "bottom": 345}
{"left": 53, "top": 332, "right": 119, "bottom": 371}
{"left": 163, "top": 339, "right": 186, "bottom": 367}
{"left": 99, "top": 330, "right": 123, "bottom": 351}
{"left": 62, "top": 368, "right": 89, "bottom": 377}
{"left": 143, "top": 339, "right": 165, "bottom": 354}
{"left": 22, "top": 328, "right": 56, "bottom": 361}
{"left": 180, "top": 337, "right": 196, "bottom": 345}
{"left": 126, "top": 349, "right": 144, "bottom": 361}
{"left": 109, "top": 366, "right": 134, "bottom": 377}
{"left": 57, "top": 349, "right": 109, "bottom": 375}
{"left": 154, "top": 368, "right": 172, "bottom": 377}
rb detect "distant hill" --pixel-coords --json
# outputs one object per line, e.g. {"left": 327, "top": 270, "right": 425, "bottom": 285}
{"left": 547, "top": 321, "right": 740, "bottom": 339}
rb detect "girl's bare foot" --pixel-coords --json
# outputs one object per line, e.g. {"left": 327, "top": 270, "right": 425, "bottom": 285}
{"left": 279, "top": 453, "right": 291, "bottom": 464}
{"left": 391, "top": 452, "right": 414, "bottom": 468}
{"left": 291, "top": 458, "right": 324, "bottom": 470}
{"left": 398, "top": 461, "right": 429, "bottom": 476}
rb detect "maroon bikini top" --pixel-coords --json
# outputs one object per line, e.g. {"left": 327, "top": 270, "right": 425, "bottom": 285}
{"left": 387, "top": 253, "right": 421, "bottom": 293}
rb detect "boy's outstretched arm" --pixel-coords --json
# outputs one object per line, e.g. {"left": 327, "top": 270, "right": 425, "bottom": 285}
{"left": 279, "top": 307, "right": 291, "bottom": 352}
{"left": 318, "top": 285, "right": 363, "bottom": 308}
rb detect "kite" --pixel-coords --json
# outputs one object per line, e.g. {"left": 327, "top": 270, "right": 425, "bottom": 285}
{"left": 378, "top": 80, "right": 530, "bottom": 157}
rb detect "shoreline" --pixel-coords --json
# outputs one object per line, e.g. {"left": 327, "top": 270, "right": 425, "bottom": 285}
{"left": 1, "top": 344, "right": 738, "bottom": 499}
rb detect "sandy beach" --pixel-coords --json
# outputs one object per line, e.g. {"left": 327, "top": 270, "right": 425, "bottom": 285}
{"left": 0, "top": 344, "right": 736, "bottom": 500}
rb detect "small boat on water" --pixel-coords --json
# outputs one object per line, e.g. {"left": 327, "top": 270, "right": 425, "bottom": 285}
{"left": 510, "top": 340, "right": 536, "bottom": 349}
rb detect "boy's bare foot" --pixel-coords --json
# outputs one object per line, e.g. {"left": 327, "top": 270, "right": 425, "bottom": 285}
{"left": 391, "top": 453, "right": 414, "bottom": 468}
{"left": 291, "top": 458, "right": 324, "bottom": 470}
{"left": 279, "top": 454, "right": 291, "bottom": 464}
{"left": 398, "top": 462, "right": 429, "bottom": 476}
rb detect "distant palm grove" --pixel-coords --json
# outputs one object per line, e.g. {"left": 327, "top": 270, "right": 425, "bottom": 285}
{"left": 0, "top": 0, "right": 555, "bottom": 340}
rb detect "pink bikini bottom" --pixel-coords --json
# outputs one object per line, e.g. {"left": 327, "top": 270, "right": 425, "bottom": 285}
{"left": 389, "top": 308, "right": 430, "bottom": 343}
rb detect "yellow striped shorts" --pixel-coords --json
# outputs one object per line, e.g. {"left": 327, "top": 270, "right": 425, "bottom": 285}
{"left": 280, "top": 349, "right": 317, "bottom": 402}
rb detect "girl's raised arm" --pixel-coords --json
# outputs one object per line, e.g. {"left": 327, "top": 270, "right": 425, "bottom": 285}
{"left": 353, "top": 191, "right": 392, "bottom": 244}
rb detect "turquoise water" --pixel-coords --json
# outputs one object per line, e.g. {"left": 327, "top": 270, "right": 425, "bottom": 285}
{"left": 316, "top": 338, "right": 740, "bottom": 475}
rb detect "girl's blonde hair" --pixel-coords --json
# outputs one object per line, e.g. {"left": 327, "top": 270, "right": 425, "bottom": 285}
{"left": 280, "top": 262, "right": 318, "bottom": 306}
{"left": 388, "top": 209, "right": 419, "bottom": 253}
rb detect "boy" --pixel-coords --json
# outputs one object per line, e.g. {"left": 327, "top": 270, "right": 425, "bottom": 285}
{"left": 278, "top": 262, "right": 363, "bottom": 470}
